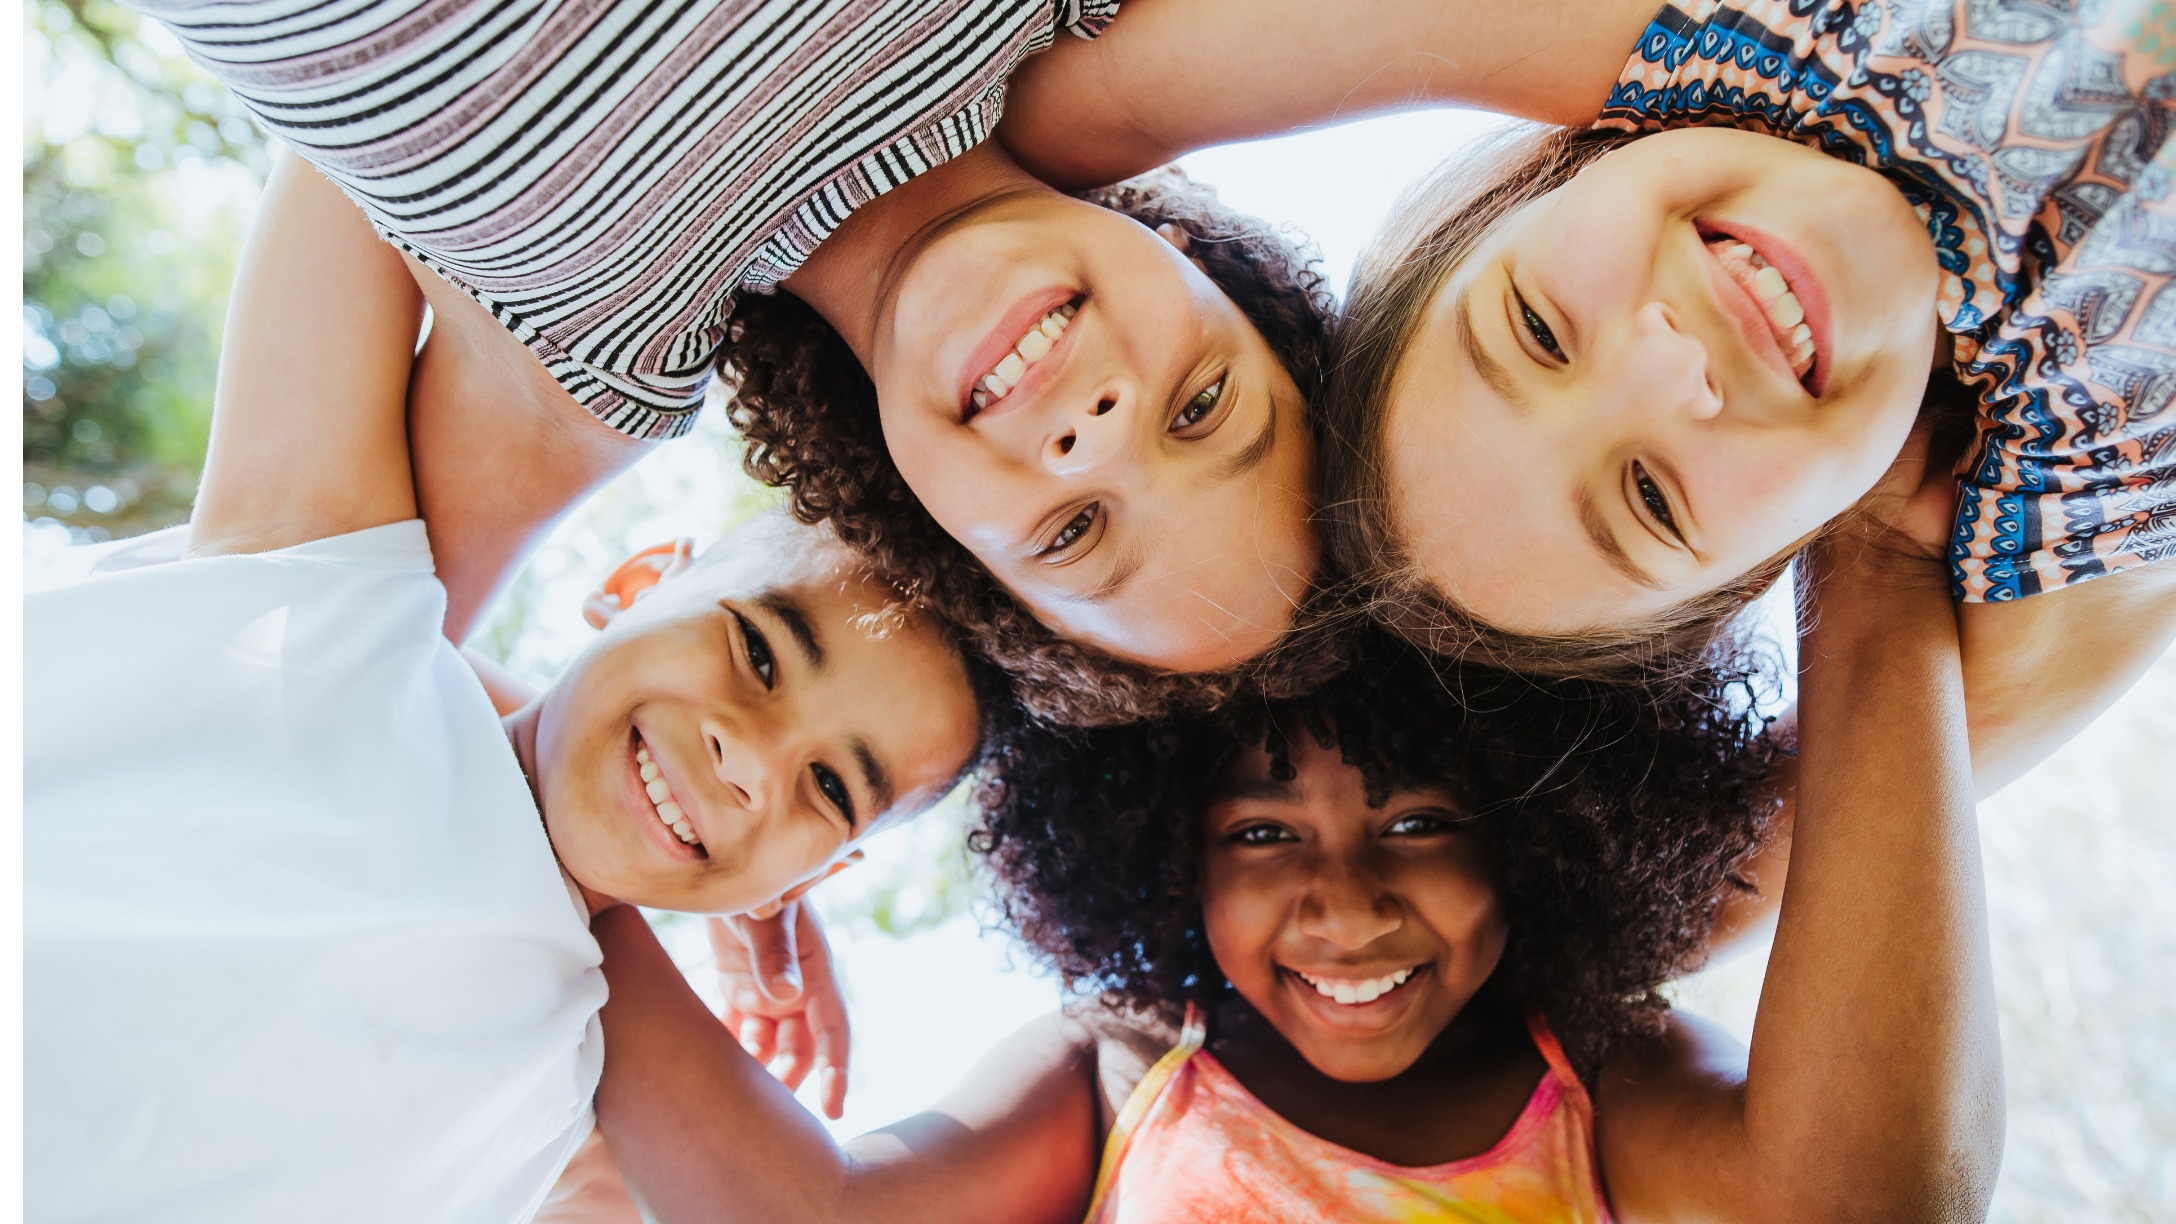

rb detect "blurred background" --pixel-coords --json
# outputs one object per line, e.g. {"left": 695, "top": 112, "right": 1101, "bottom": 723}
{"left": 23, "top": 1, "right": 2175, "bottom": 1216}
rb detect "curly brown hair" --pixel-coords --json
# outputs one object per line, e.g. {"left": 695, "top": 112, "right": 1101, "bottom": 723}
{"left": 719, "top": 168, "right": 1342, "bottom": 726}
{"left": 969, "top": 630, "right": 1788, "bottom": 1074}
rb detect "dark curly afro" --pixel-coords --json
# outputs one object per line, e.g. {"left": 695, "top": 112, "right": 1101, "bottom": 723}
{"left": 969, "top": 631, "right": 1789, "bottom": 1075}
{"left": 718, "top": 168, "right": 1342, "bottom": 727}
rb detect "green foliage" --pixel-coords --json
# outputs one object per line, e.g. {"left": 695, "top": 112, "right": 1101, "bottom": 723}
{"left": 23, "top": 0, "right": 268, "bottom": 538}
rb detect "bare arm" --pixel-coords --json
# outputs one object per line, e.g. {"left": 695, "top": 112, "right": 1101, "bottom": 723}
{"left": 1595, "top": 542, "right": 2003, "bottom": 1222}
{"left": 400, "top": 264, "right": 655, "bottom": 641}
{"left": 997, "top": 0, "right": 1658, "bottom": 189}
{"left": 590, "top": 907, "right": 1102, "bottom": 1224}
{"left": 1959, "top": 561, "right": 2176, "bottom": 795}
{"left": 186, "top": 152, "right": 425, "bottom": 557}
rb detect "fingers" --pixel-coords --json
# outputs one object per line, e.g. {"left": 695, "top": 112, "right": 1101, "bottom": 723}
{"left": 770, "top": 1016, "right": 814, "bottom": 1091}
{"left": 725, "top": 905, "right": 804, "bottom": 1006}
{"left": 812, "top": 1015, "right": 850, "bottom": 1120}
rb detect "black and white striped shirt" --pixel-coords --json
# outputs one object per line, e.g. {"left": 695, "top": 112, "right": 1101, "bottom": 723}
{"left": 133, "top": 0, "right": 1119, "bottom": 438}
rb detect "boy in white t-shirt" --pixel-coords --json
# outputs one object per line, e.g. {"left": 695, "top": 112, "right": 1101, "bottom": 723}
{"left": 24, "top": 154, "right": 994, "bottom": 1224}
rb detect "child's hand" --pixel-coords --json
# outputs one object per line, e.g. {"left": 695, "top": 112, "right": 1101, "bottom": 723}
{"left": 707, "top": 903, "right": 851, "bottom": 1119}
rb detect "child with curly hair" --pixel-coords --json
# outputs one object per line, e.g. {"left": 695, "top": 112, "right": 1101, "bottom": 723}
{"left": 573, "top": 522, "right": 2000, "bottom": 1222}
{"left": 999, "top": 0, "right": 2176, "bottom": 780}
{"left": 131, "top": 0, "right": 1336, "bottom": 719}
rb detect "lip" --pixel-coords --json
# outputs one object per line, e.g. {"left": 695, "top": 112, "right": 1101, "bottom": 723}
{"left": 1278, "top": 964, "right": 1429, "bottom": 1034}
{"left": 956, "top": 286, "right": 1079, "bottom": 422}
{"left": 626, "top": 727, "right": 707, "bottom": 863}
{"left": 1696, "top": 218, "right": 1833, "bottom": 397}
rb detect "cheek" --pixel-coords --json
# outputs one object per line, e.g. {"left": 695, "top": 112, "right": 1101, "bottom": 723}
{"left": 1199, "top": 862, "right": 1287, "bottom": 986}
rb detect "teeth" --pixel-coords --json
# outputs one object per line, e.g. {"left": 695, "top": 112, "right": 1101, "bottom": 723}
{"left": 635, "top": 741, "right": 702, "bottom": 849}
{"left": 1296, "top": 966, "right": 1417, "bottom": 1006}
{"left": 1711, "top": 237, "right": 1816, "bottom": 380}
{"left": 967, "top": 305, "right": 1075, "bottom": 412}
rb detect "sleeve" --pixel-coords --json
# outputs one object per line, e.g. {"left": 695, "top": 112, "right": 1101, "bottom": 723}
{"left": 1057, "top": 0, "right": 1121, "bottom": 40}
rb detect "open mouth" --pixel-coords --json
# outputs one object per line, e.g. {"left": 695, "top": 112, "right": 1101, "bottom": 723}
{"left": 1706, "top": 235, "right": 1817, "bottom": 387}
{"left": 959, "top": 298, "right": 1077, "bottom": 421}
{"left": 634, "top": 734, "right": 707, "bottom": 858}
{"left": 1289, "top": 964, "right": 1422, "bottom": 1007}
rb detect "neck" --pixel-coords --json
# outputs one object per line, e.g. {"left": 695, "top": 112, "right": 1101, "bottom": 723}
{"left": 503, "top": 704, "right": 620, "bottom": 917}
{"left": 782, "top": 142, "right": 1054, "bottom": 366}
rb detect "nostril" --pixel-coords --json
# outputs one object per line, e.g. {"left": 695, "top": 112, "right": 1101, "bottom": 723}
{"left": 1094, "top": 398, "right": 1114, "bottom": 417}
{"left": 709, "top": 734, "right": 724, "bottom": 766}
{"left": 1057, "top": 433, "right": 1076, "bottom": 455}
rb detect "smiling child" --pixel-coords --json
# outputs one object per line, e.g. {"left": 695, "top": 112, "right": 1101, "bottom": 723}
{"left": 24, "top": 155, "right": 1007, "bottom": 1223}
{"left": 575, "top": 518, "right": 2001, "bottom": 1223}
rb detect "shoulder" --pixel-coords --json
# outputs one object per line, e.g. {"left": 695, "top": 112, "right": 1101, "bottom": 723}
{"left": 1595, "top": 1010, "right": 1748, "bottom": 1114}
{"left": 1061, "top": 999, "right": 1184, "bottom": 1128}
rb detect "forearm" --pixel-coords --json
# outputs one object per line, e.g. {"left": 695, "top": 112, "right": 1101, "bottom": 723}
{"left": 1741, "top": 569, "right": 2001, "bottom": 1219}
{"left": 401, "top": 259, "right": 655, "bottom": 642}
{"left": 592, "top": 907, "right": 854, "bottom": 1224}
{"left": 591, "top": 909, "right": 1099, "bottom": 1224}
{"left": 1958, "top": 560, "right": 2176, "bottom": 795}
{"left": 998, "top": 0, "right": 1656, "bottom": 188}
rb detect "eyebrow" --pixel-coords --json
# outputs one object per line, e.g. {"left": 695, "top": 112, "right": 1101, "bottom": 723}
{"left": 1453, "top": 276, "right": 1533, "bottom": 414}
{"left": 1217, "top": 775, "right": 1298, "bottom": 803}
{"left": 1574, "top": 487, "right": 1668, "bottom": 591}
{"left": 1205, "top": 386, "right": 1280, "bottom": 486}
{"left": 1073, "top": 542, "right": 1148, "bottom": 605}
{"left": 849, "top": 736, "right": 893, "bottom": 822}
{"left": 755, "top": 592, "right": 826, "bottom": 672}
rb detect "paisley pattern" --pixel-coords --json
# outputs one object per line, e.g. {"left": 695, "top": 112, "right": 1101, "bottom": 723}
{"left": 1603, "top": 0, "right": 2176, "bottom": 601}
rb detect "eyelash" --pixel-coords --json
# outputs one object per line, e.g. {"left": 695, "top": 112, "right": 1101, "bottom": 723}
{"left": 1632, "top": 462, "right": 1684, "bottom": 541}
{"left": 1518, "top": 295, "right": 1565, "bottom": 361}
{"left": 1042, "top": 505, "right": 1098, "bottom": 556}
{"left": 1385, "top": 811, "right": 1452, "bottom": 837}
{"left": 812, "top": 763, "right": 854, "bottom": 826}
{"left": 1232, "top": 823, "right": 1294, "bottom": 846}
{"left": 732, "top": 612, "right": 776, "bottom": 688}
{"left": 1173, "top": 374, "right": 1228, "bottom": 431}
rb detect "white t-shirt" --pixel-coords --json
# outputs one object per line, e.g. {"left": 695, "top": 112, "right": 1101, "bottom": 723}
{"left": 25, "top": 522, "right": 607, "bottom": 1224}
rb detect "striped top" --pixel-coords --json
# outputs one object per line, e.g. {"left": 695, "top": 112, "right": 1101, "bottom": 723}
{"left": 132, "top": 0, "right": 1120, "bottom": 439}
{"left": 1603, "top": 0, "right": 2176, "bottom": 602}
{"left": 1085, "top": 1009, "right": 1614, "bottom": 1224}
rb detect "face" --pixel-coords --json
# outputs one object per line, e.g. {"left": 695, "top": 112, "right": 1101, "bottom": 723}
{"left": 1201, "top": 734, "right": 1505, "bottom": 1083}
{"left": 870, "top": 192, "right": 1318, "bottom": 672}
{"left": 1385, "top": 128, "right": 1942, "bottom": 635}
{"left": 529, "top": 520, "right": 979, "bottom": 914}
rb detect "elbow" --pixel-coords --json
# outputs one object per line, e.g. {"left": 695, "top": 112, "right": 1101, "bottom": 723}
{"left": 1768, "top": 1119, "right": 2006, "bottom": 1224}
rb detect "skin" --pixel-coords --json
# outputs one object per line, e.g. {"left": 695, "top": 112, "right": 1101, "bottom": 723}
{"left": 576, "top": 545, "right": 1999, "bottom": 1221}
{"left": 190, "top": 155, "right": 981, "bottom": 922}
{"left": 506, "top": 523, "right": 979, "bottom": 916}
{"left": 785, "top": 143, "right": 1318, "bottom": 671}
{"left": 1385, "top": 127, "right": 1944, "bottom": 634}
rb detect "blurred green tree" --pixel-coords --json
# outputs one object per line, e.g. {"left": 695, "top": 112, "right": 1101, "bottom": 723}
{"left": 23, "top": 0, "right": 269, "bottom": 539}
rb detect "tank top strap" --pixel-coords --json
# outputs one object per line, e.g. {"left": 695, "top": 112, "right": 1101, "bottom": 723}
{"left": 1525, "top": 1011, "right": 1582, "bottom": 1091}
{"left": 1082, "top": 1004, "right": 1207, "bottom": 1224}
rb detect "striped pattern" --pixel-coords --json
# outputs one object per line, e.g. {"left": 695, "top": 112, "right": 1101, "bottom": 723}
{"left": 133, "top": 0, "right": 1119, "bottom": 438}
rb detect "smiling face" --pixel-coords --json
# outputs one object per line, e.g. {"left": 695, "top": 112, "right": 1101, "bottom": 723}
{"left": 527, "top": 518, "right": 980, "bottom": 915}
{"left": 1384, "top": 127, "right": 1942, "bottom": 636}
{"left": 870, "top": 191, "right": 1318, "bottom": 672}
{"left": 1201, "top": 733, "right": 1505, "bottom": 1083}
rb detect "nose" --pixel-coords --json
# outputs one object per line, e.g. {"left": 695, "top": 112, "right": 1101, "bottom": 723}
{"left": 1042, "top": 390, "right": 1139, "bottom": 477}
{"left": 700, "top": 718, "right": 783, "bottom": 814}
{"left": 1612, "top": 301, "right": 1723, "bottom": 423}
{"left": 1294, "top": 859, "right": 1404, "bottom": 951}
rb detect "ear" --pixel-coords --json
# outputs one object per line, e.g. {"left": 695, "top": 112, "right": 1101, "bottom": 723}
{"left": 581, "top": 538, "right": 695, "bottom": 630}
{"left": 745, "top": 851, "right": 865, "bottom": 920}
{"left": 1154, "top": 221, "right": 1193, "bottom": 255}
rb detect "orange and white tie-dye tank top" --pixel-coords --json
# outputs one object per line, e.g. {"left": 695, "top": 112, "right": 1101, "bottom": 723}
{"left": 1083, "top": 1010, "right": 1611, "bottom": 1224}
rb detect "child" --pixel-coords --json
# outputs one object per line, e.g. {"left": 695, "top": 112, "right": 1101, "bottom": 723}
{"left": 995, "top": 0, "right": 2176, "bottom": 787}
{"left": 128, "top": 0, "right": 1334, "bottom": 710}
{"left": 24, "top": 154, "right": 1009, "bottom": 1222}
{"left": 575, "top": 526, "right": 2000, "bottom": 1223}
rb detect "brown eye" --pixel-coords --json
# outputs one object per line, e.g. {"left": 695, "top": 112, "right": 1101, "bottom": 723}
{"left": 1521, "top": 302, "right": 1564, "bottom": 360}
{"left": 1232, "top": 823, "right": 1295, "bottom": 846}
{"left": 1175, "top": 376, "right": 1227, "bottom": 429}
{"left": 732, "top": 611, "right": 776, "bottom": 688}
{"left": 812, "top": 763, "right": 854, "bottom": 826}
{"left": 1044, "top": 505, "right": 1097, "bottom": 555}
{"left": 1632, "top": 462, "right": 1683, "bottom": 541}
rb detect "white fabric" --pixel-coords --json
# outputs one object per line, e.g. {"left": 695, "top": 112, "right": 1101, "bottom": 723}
{"left": 25, "top": 521, "right": 606, "bottom": 1224}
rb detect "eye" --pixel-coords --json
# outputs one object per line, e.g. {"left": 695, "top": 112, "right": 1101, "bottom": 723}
{"left": 1385, "top": 811, "right": 1456, "bottom": 837}
{"left": 1230, "top": 823, "right": 1295, "bottom": 846}
{"left": 1631, "top": 461, "right": 1684, "bottom": 543}
{"left": 732, "top": 611, "right": 776, "bottom": 689}
{"left": 1173, "top": 374, "right": 1228, "bottom": 431}
{"left": 811, "top": 763, "right": 855, "bottom": 827}
{"left": 1041, "top": 504, "right": 1099, "bottom": 556}
{"left": 1518, "top": 295, "right": 1565, "bottom": 361}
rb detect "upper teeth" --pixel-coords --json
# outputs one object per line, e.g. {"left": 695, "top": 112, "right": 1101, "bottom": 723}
{"left": 1711, "top": 238, "right": 1815, "bottom": 378}
{"left": 1295, "top": 966, "right": 1415, "bottom": 1006}
{"left": 971, "top": 303, "right": 1076, "bottom": 411}
{"left": 636, "top": 743, "right": 701, "bottom": 848}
